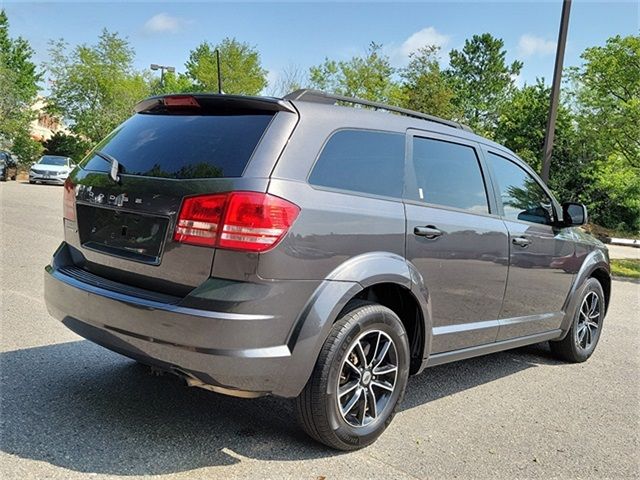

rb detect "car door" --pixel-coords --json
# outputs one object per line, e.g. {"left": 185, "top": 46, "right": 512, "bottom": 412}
{"left": 404, "top": 131, "right": 509, "bottom": 354}
{"left": 483, "top": 150, "right": 576, "bottom": 340}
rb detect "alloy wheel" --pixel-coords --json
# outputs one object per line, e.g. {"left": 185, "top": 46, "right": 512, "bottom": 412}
{"left": 337, "top": 330, "right": 398, "bottom": 427}
{"left": 576, "top": 291, "right": 601, "bottom": 350}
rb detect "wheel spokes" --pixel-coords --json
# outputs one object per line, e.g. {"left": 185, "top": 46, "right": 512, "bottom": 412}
{"left": 337, "top": 329, "right": 398, "bottom": 428}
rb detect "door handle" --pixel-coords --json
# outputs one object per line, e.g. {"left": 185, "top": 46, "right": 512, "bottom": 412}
{"left": 414, "top": 225, "right": 443, "bottom": 239}
{"left": 512, "top": 236, "right": 531, "bottom": 247}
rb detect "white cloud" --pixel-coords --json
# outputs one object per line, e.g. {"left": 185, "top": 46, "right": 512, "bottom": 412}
{"left": 143, "top": 13, "right": 189, "bottom": 34}
{"left": 388, "top": 27, "right": 451, "bottom": 66}
{"left": 518, "top": 34, "right": 556, "bottom": 57}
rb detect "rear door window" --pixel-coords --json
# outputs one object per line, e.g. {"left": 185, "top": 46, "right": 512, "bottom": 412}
{"left": 409, "top": 136, "right": 490, "bottom": 214}
{"left": 81, "top": 113, "right": 273, "bottom": 179}
{"left": 308, "top": 130, "right": 405, "bottom": 198}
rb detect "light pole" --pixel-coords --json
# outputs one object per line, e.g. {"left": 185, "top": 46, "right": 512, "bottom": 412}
{"left": 541, "top": 0, "right": 572, "bottom": 183}
{"left": 150, "top": 64, "right": 176, "bottom": 87}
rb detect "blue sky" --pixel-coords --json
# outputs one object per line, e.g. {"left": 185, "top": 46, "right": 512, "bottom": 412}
{"left": 2, "top": 0, "right": 638, "bottom": 94}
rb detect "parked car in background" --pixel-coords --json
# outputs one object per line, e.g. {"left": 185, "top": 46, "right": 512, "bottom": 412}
{"left": 0, "top": 151, "right": 17, "bottom": 181}
{"left": 44, "top": 90, "right": 611, "bottom": 451}
{"left": 29, "top": 155, "right": 75, "bottom": 184}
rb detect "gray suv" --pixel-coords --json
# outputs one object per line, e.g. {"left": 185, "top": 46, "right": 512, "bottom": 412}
{"left": 44, "top": 90, "right": 611, "bottom": 450}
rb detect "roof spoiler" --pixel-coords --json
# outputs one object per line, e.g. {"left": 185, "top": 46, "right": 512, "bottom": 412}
{"left": 135, "top": 94, "right": 296, "bottom": 115}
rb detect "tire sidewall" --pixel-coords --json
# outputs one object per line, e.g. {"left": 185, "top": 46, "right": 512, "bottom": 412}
{"left": 323, "top": 306, "right": 410, "bottom": 449}
{"left": 569, "top": 278, "right": 605, "bottom": 361}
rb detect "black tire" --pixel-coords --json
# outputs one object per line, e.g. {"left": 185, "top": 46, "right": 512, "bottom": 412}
{"left": 295, "top": 301, "right": 410, "bottom": 450}
{"left": 550, "top": 277, "right": 605, "bottom": 362}
{"left": 29, "top": 180, "right": 35, "bottom": 184}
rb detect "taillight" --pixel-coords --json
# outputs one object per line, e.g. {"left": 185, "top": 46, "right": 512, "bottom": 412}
{"left": 174, "top": 194, "right": 226, "bottom": 247}
{"left": 174, "top": 192, "right": 300, "bottom": 252}
{"left": 63, "top": 177, "right": 76, "bottom": 221}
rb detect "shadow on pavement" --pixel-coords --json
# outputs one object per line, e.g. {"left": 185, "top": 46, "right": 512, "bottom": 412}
{"left": 0, "top": 339, "right": 561, "bottom": 475}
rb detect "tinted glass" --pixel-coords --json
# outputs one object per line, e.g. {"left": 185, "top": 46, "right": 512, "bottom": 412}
{"left": 40, "top": 156, "right": 68, "bottom": 166}
{"left": 309, "top": 130, "right": 405, "bottom": 198}
{"left": 80, "top": 113, "right": 273, "bottom": 179}
{"left": 410, "top": 137, "right": 489, "bottom": 214}
{"left": 487, "top": 152, "right": 554, "bottom": 225}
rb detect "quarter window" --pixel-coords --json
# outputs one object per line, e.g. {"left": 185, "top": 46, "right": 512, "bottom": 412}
{"left": 487, "top": 152, "right": 554, "bottom": 225}
{"left": 309, "top": 130, "right": 405, "bottom": 198}
{"left": 410, "top": 137, "right": 489, "bottom": 214}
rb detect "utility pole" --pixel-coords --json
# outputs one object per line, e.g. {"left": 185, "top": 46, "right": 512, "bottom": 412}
{"left": 541, "top": 0, "right": 572, "bottom": 183}
{"left": 215, "top": 49, "right": 223, "bottom": 94}
{"left": 150, "top": 64, "right": 175, "bottom": 87}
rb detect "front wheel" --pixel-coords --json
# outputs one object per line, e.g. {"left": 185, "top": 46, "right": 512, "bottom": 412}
{"left": 295, "top": 301, "right": 410, "bottom": 450}
{"left": 550, "top": 277, "right": 605, "bottom": 362}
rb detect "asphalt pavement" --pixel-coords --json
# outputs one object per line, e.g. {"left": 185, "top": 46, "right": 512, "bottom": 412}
{"left": 1, "top": 180, "right": 639, "bottom": 479}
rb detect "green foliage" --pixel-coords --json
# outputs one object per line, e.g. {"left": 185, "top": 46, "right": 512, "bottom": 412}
{"left": 494, "top": 79, "right": 581, "bottom": 202}
{"left": 149, "top": 70, "right": 194, "bottom": 95}
{"left": 185, "top": 38, "right": 267, "bottom": 94}
{"left": 46, "top": 30, "right": 150, "bottom": 143}
{"left": 43, "top": 132, "right": 91, "bottom": 163}
{"left": 0, "top": 10, "right": 41, "bottom": 103}
{"left": 579, "top": 155, "right": 640, "bottom": 232}
{"left": 11, "top": 129, "right": 44, "bottom": 166}
{"left": 446, "top": 33, "right": 522, "bottom": 135}
{"left": 309, "top": 43, "right": 401, "bottom": 103}
{"left": 0, "top": 9, "right": 41, "bottom": 161}
{"left": 610, "top": 259, "right": 640, "bottom": 279}
{"left": 400, "top": 46, "right": 459, "bottom": 119}
{"left": 569, "top": 35, "right": 640, "bottom": 168}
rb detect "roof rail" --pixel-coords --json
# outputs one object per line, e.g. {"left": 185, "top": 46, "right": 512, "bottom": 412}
{"left": 284, "top": 89, "right": 473, "bottom": 132}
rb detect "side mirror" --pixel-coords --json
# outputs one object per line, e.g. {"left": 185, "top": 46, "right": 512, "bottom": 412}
{"left": 562, "top": 202, "right": 588, "bottom": 227}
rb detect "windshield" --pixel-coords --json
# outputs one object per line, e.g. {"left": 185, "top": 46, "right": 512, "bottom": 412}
{"left": 80, "top": 113, "right": 274, "bottom": 179}
{"left": 39, "top": 156, "right": 69, "bottom": 166}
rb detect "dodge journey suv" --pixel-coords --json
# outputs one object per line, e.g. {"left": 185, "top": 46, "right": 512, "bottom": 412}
{"left": 45, "top": 90, "right": 611, "bottom": 450}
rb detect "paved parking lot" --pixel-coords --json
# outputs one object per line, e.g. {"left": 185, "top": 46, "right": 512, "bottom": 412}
{"left": 1, "top": 180, "right": 639, "bottom": 479}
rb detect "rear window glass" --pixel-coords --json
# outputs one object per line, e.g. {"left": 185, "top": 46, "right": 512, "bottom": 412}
{"left": 309, "top": 130, "right": 405, "bottom": 198}
{"left": 80, "top": 113, "right": 273, "bottom": 179}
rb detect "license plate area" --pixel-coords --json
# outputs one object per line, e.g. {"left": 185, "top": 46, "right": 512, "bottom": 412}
{"left": 77, "top": 204, "right": 169, "bottom": 264}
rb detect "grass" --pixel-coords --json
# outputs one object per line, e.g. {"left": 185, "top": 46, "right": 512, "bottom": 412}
{"left": 583, "top": 223, "right": 640, "bottom": 240}
{"left": 610, "top": 259, "right": 640, "bottom": 279}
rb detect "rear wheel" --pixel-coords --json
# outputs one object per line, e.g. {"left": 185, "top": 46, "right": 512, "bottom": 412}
{"left": 295, "top": 301, "right": 410, "bottom": 450}
{"left": 550, "top": 277, "right": 605, "bottom": 362}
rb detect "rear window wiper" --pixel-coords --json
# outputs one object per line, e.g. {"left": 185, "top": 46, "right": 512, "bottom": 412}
{"left": 94, "top": 150, "right": 121, "bottom": 183}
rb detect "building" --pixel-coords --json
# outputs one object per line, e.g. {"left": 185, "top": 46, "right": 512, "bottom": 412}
{"left": 30, "top": 97, "right": 69, "bottom": 142}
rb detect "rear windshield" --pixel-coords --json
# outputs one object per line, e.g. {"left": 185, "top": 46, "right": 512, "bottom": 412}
{"left": 80, "top": 113, "right": 273, "bottom": 179}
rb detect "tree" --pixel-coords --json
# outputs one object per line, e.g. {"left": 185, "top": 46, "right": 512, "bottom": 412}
{"left": 46, "top": 30, "right": 150, "bottom": 143}
{"left": 494, "top": 79, "right": 578, "bottom": 196}
{"left": 309, "top": 42, "right": 401, "bottom": 103}
{"left": 0, "top": 10, "right": 40, "bottom": 103}
{"left": 400, "top": 45, "right": 459, "bottom": 119}
{"left": 269, "top": 64, "right": 307, "bottom": 97}
{"left": 43, "top": 132, "right": 91, "bottom": 163}
{"left": 0, "top": 10, "right": 42, "bottom": 164}
{"left": 149, "top": 70, "right": 194, "bottom": 95}
{"left": 446, "top": 33, "right": 522, "bottom": 135}
{"left": 569, "top": 35, "right": 640, "bottom": 168}
{"left": 185, "top": 38, "right": 267, "bottom": 94}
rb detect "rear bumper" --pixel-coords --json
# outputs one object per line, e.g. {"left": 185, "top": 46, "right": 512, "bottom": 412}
{"left": 44, "top": 243, "right": 314, "bottom": 397}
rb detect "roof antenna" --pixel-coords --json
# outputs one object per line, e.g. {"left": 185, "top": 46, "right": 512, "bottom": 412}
{"left": 215, "top": 48, "right": 223, "bottom": 94}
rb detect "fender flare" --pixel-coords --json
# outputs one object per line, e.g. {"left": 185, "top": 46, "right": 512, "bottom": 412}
{"left": 557, "top": 249, "right": 611, "bottom": 339}
{"left": 277, "top": 252, "right": 432, "bottom": 397}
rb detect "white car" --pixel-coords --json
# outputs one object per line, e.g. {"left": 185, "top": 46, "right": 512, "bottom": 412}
{"left": 29, "top": 155, "right": 75, "bottom": 185}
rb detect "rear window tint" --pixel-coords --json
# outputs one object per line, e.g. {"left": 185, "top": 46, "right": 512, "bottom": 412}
{"left": 81, "top": 113, "right": 273, "bottom": 179}
{"left": 309, "top": 130, "right": 405, "bottom": 198}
